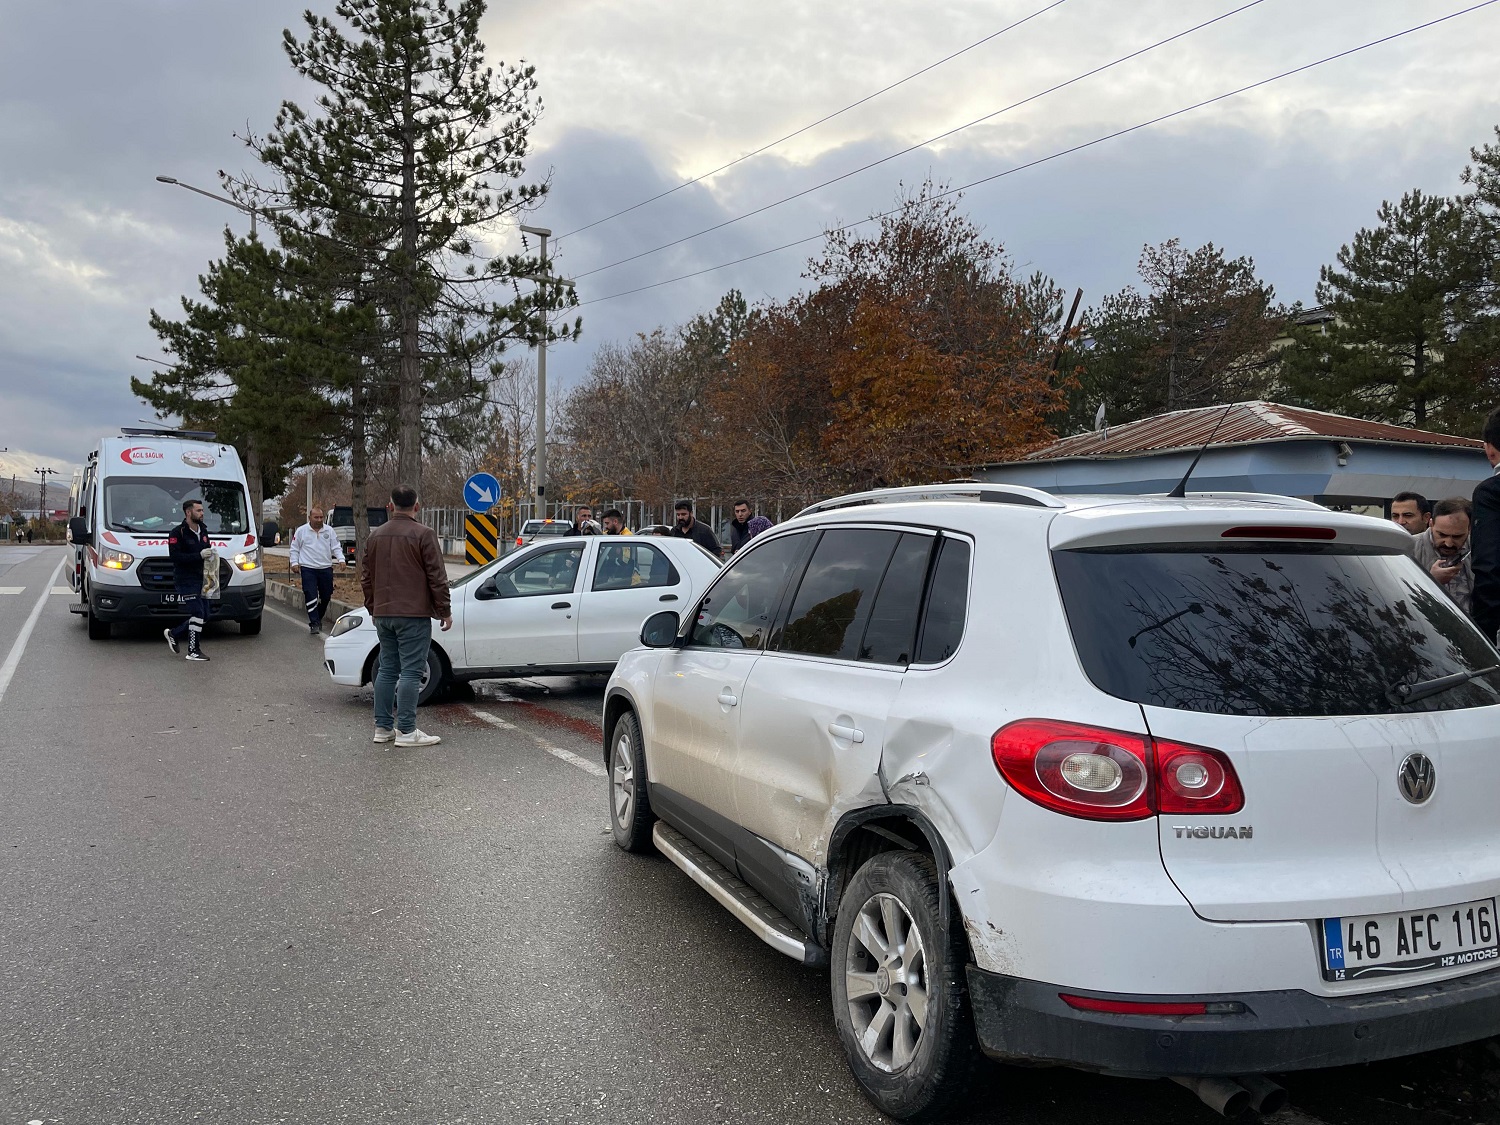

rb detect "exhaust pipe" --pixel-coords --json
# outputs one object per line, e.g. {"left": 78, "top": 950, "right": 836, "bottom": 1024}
{"left": 1235, "top": 1074, "right": 1289, "bottom": 1116}
{"left": 1170, "top": 1076, "right": 1252, "bottom": 1117}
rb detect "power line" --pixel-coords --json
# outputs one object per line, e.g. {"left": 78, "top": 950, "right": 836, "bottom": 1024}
{"left": 557, "top": 0, "right": 1074, "bottom": 240}
{"left": 577, "top": 0, "right": 1499, "bottom": 309}
{"left": 569, "top": 0, "right": 1267, "bottom": 281}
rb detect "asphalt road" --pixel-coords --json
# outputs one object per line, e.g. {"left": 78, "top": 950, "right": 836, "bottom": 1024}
{"left": 2, "top": 543, "right": 1497, "bottom": 1124}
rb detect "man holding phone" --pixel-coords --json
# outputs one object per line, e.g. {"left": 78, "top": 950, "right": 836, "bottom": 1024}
{"left": 1411, "top": 496, "right": 1475, "bottom": 617}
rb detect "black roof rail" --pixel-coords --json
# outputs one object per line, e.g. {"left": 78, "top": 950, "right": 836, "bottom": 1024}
{"left": 796, "top": 483, "right": 1065, "bottom": 518}
{"left": 120, "top": 427, "right": 218, "bottom": 440}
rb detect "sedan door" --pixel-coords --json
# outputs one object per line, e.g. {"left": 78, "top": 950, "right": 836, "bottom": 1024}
{"left": 462, "top": 541, "right": 586, "bottom": 670}
{"left": 576, "top": 539, "right": 691, "bottom": 662}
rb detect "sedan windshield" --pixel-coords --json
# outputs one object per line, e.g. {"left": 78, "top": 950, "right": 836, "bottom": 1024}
{"left": 104, "top": 477, "right": 249, "bottom": 535}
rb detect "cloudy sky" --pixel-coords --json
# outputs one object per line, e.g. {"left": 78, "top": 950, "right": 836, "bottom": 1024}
{"left": 1, "top": 0, "right": 1496, "bottom": 485}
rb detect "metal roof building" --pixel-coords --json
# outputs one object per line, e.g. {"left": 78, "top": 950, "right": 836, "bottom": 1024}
{"left": 977, "top": 401, "right": 1492, "bottom": 509}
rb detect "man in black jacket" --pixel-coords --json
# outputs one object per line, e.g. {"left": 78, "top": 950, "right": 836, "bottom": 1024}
{"left": 165, "top": 498, "right": 217, "bottom": 661}
{"left": 1470, "top": 408, "right": 1500, "bottom": 645}
{"left": 669, "top": 499, "right": 721, "bottom": 557}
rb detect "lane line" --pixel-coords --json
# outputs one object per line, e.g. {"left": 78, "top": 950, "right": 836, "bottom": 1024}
{"left": 0, "top": 557, "right": 66, "bottom": 707}
{"left": 50, "top": 586, "right": 72, "bottom": 594}
{"left": 469, "top": 707, "right": 607, "bottom": 778}
{"left": 0, "top": 587, "right": 23, "bottom": 594}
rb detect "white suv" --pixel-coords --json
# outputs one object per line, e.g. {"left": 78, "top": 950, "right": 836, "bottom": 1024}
{"left": 602, "top": 484, "right": 1500, "bottom": 1120}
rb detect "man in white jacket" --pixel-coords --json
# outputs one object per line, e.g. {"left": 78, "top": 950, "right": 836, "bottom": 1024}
{"left": 290, "top": 507, "right": 346, "bottom": 635}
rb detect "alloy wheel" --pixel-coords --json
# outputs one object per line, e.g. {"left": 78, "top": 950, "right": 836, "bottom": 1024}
{"left": 612, "top": 729, "right": 635, "bottom": 825}
{"left": 844, "top": 892, "right": 929, "bottom": 1072}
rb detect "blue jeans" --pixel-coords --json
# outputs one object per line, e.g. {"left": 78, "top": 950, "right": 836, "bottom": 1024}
{"left": 373, "top": 616, "right": 432, "bottom": 734}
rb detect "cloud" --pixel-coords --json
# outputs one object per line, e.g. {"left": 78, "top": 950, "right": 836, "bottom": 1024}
{"left": 1, "top": 0, "right": 1497, "bottom": 475}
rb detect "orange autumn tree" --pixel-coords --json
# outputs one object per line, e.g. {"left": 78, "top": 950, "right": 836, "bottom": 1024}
{"left": 695, "top": 183, "right": 1068, "bottom": 496}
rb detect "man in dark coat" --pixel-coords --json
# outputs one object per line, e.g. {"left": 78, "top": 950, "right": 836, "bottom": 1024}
{"left": 165, "top": 498, "right": 217, "bottom": 661}
{"left": 669, "top": 499, "right": 721, "bottom": 557}
{"left": 1469, "top": 407, "right": 1500, "bottom": 645}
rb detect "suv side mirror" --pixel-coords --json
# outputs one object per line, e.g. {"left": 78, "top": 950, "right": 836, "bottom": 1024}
{"left": 68, "top": 516, "right": 90, "bottom": 546}
{"left": 640, "top": 610, "right": 681, "bottom": 648}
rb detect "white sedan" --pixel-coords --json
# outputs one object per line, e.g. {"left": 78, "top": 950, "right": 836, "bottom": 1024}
{"left": 322, "top": 534, "right": 720, "bottom": 704}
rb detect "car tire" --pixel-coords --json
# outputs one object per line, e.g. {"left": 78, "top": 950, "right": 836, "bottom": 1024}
{"left": 608, "top": 711, "right": 655, "bottom": 853}
{"left": 831, "top": 850, "right": 980, "bottom": 1122}
{"left": 239, "top": 615, "right": 262, "bottom": 636}
{"left": 87, "top": 608, "right": 110, "bottom": 640}
{"left": 416, "top": 647, "right": 447, "bottom": 706}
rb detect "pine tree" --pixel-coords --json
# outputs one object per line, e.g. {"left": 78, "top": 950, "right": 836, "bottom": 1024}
{"left": 1281, "top": 190, "right": 1486, "bottom": 429}
{"left": 1067, "top": 240, "right": 1283, "bottom": 431}
{"left": 135, "top": 233, "right": 341, "bottom": 523}
{"left": 236, "top": 0, "right": 578, "bottom": 495}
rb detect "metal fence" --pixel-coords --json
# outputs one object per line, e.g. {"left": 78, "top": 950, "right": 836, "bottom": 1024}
{"left": 424, "top": 495, "right": 822, "bottom": 557}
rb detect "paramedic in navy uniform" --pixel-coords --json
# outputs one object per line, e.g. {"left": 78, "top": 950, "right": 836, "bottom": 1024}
{"left": 290, "top": 506, "right": 346, "bottom": 635}
{"left": 164, "top": 498, "right": 216, "bottom": 661}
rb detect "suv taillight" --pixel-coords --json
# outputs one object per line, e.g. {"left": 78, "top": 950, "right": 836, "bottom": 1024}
{"left": 991, "top": 719, "right": 1243, "bottom": 822}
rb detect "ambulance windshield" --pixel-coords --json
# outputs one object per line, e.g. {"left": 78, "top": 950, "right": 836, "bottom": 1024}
{"left": 104, "top": 477, "right": 249, "bottom": 535}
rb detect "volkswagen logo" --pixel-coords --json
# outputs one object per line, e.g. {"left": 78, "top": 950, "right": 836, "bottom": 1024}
{"left": 1398, "top": 753, "right": 1436, "bottom": 805}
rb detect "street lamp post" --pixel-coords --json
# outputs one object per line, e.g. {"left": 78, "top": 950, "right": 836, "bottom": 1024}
{"left": 518, "top": 225, "right": 574, "bottom": 521}
{"left": 155, "top": 175, "right": 291, "bottom": 237}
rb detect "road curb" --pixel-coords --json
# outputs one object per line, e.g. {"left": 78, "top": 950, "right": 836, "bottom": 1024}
{"left": 265, "top": 578, "right": 356, "bottom": 625}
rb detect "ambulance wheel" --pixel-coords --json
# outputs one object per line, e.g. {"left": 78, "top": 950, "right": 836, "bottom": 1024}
{"left": 87, "top": 609, "right": 111, "bottom": 640}
{"left": 240, "top": 615, "right": 262, "bottom": 636}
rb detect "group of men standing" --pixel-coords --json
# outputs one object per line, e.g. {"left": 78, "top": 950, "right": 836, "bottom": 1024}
{"left": 563, "top": 499, "right": 772, "bottom": 557}
{"left": 1391, "top": 406, "right": 1500, "bottom": 643}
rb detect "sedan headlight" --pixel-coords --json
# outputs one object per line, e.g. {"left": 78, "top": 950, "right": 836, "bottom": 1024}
{"left": 330, "top": 613, "right": 365, "bottom": 638}
{"left": 100, "top": 546, "right": 135, "bottom": 570}
{"left": 232, "top": 549, "right": 261, "bottom": 571}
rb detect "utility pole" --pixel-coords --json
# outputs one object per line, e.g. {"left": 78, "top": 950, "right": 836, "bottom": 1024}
{"left": 518, "top": 226, "right": 574, "bottom": 520}
{"left": 35, "top": 466, "right": 59, "bottom": 521}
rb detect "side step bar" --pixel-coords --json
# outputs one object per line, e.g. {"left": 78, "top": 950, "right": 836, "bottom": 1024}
{"left": 653, "top": 822, "right": 825, "bottom": 966}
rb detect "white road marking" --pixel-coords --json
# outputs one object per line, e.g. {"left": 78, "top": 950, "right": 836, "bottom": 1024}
{"left": 0, "top": 557, "right": 65, "bottom": 707}
{"left": 0, "top": 587, "right": 23, "bottom": 594}
{"left": 263, "top": 603, "right": 315, "bottom": 630}
{"left": 50, "top": 586, "right": 72, "bottom": 594}
{"left": 469, "top": 707, "right": 607, "bottom": 778}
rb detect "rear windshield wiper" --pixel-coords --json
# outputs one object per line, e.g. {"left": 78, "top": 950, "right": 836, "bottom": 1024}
{"left": 1388, "top": 664, "right": 1500, "bottom": 706}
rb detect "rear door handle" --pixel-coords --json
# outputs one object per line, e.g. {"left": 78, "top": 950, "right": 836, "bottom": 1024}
{"left": 659, "top": 594, "right": 678, "bottom": 602}
{"left": 718, "top": 689, "right": 738, "bottom": 707}
{"left": 828, "top": 723, "right": 865, "bottom": 744}
{"left": 551, "top": 601, "right": 572, "bottom": 610}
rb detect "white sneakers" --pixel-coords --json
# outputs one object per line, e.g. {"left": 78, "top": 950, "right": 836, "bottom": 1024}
{"left": 373, "top": 727, "right": 441, "bottom": 747}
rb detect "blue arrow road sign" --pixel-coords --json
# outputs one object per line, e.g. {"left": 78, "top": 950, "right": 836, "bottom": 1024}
{"left": 463, "top": 472, "right": 501, "bottom": 513}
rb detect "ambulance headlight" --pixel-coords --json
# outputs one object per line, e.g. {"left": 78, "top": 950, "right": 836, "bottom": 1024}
{"left": 101, "top": 547, "right": 134, "bottom": 570}
{"left": 233, "top": 550, "right": 260, "bottom": 571}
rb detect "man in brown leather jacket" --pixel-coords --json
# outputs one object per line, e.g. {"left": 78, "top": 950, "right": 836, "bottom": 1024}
{"left": 360, "top": 485, "right": 453, "bottom": 747}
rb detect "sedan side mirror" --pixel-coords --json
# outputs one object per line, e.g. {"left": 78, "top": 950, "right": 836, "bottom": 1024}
{"left": 473, "top": 579, "right": 502, "bottom": 602}
{"left": 640, "top": 610, "right": 681, "bottom": 648}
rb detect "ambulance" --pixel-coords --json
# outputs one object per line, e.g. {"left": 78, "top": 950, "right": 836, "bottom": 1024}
{"left": 67, "top": 429, "right": 265, "bottom": 639}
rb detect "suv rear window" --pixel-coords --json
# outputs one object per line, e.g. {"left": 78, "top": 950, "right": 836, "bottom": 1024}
{"left": 1054, "top": 545, "right": 1500, "bottom": 716}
